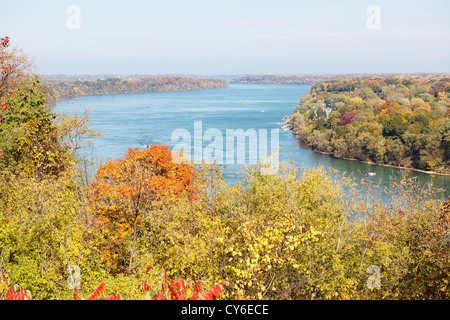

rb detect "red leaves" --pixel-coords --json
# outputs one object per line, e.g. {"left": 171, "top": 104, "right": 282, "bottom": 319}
{"left": 0, "top": 36, "right": 9, "bottom": 48}
{"left": 202, "top": 291, "right": 214, "bottom": 300}
{"left": 339, "top": 111, "right": 356, "bottom": 125}
{"left": 202, "top": 284, "right": 224, "bottom": 300}
{"left": 141, "top": 280, "right": 151, "bottom": 292}
{"left": 188, "top": 292, "right": 197, "bottom": 300}
{"left": 102, "top": 294, "right": 122, "bottom": 300}
{"left": 63, "top": 283, "right": 123, "bottom": 300}
{"left": 171, "top": 279, "right": 186, "bottom": 300}
{"left": 140, "top": 270, "right": 227, "bottom": 300}
{"left": 72, "top": 283, "right": 121, "bottom": 300}
{"left": 4, "top": 284, "right": 16, "bottom": 298}
{"left": 210, "top": 284, "right": 223, "bottom": 297}
{"left": 88, "top": 283, "right": 106, "bottom": 300}
{"left": 0, "top": 102, "right": 8, "bottom": 112}
{"left": 145, "top": 266, "right": 153, "bottom": 273}
{"left": 1, "top": 36, "right": 10, "bottom": 82}
{"left": 1, "top": 272, "right": 227, "bottom": 301}
{"left": 4, "top": 290, "right": 32, "bottom": 300}
{"left": 194, "top": 282, "right": 202, "bottom": 294}
{"left": 73, "top": 289, "right": 81, "bottom": 300}
{"left": 2, "top": 285, "right": 32, "bottom": 300}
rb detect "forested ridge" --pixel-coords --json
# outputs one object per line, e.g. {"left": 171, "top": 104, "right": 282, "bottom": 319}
{"left": 229, "top": 73, "right": 443, "bottom": 85}
{"left": 42, "top": 76, "right": 229, "bottom": 106}
{"left": 2, "top": 37, "right": 450, "bottom": 301}
{"left": 289, "top": 75, "right": 450, "bottom": 174}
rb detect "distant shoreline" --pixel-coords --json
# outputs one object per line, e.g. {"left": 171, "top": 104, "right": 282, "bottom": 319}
{"left": 46, "top": 85, "right": 228, "bottom": 106}
{"left": 229, "top": 73, "right": 450, "bottom": 85}
{"left": 42, "top": 76, "right": 229, "bottom": 106}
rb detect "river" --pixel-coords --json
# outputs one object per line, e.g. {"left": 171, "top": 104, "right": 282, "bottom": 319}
{"left": 53, "top": 82, "right": 449, "bottom": 201}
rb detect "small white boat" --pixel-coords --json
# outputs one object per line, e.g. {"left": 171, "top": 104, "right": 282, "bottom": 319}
{"left": 366, "top": 172, "right": 376, "bottom": 177}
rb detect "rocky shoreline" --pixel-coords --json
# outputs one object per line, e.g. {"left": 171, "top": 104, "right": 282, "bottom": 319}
{"left": 280, "top": 114, "right": 294, "bottom": 132}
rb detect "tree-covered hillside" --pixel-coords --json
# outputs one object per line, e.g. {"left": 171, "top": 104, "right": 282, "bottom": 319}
{"left": 3, "top": 37, "right": 450, "bottom": 301}
{"left": 42, "top": 77, "right": 229, "bottom": 106}
{"left": 290, "top": 75, "right": 450, "bottom": 174}
{"left": 230, "top": 74, "right": 374, "bottom": 85}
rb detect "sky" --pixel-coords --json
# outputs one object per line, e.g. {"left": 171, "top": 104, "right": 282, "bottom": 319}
{"left": 2, "top": 0, "right": 450, "bottom": 75}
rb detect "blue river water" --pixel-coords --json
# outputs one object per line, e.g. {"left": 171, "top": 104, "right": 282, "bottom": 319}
{"left": 53, "top": 82, "right": 449, "bottom": 201}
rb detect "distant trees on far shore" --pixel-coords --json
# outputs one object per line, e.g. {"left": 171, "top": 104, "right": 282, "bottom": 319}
{"left": 42, "top": 77, "right": 229, "bottom": 106}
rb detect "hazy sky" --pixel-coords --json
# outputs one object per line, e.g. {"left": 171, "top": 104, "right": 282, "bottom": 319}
{"left": 2, "top": 0, "right": 450, "bottom": 75}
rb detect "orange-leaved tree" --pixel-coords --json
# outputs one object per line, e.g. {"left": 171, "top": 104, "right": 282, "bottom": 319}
{"left": 0, "top": 35, "right": 34, "bottom": 106}
{"left": 88, "top": 144, "right": 196, "bottom": 273}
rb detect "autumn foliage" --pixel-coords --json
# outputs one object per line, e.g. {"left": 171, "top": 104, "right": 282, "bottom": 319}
{"left": 91, "top": 144, "right": 195, "bottom": 199}
{"left": 1, "top": 274, "right": 32, "bottom": 300}
{"left": 1, "top": 285, "right": 32, "bottom": 301}
{"left": 88, "top": 144, "right": 196, "bottom": 273}
{"left": 2, "top": 36, "right": 450, "bottom": 302}
{"left": 1, "top": 36, "right": 66, "bottom": 177}
{"left": 72, "top": 283, "right": 122, "bottom": 300}
{"left": 140, "top": 269, "right": 227, "bottom": 300}
{"left": 291, "top": 75, "right": 450, "bottom": 173}
{"left": 0, "top": 35, "right": 34, "bottom": 103}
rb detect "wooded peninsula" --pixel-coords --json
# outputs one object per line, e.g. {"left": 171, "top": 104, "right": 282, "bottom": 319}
{"left": 287, "top": 74, "right": 450, "bottom": 175}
